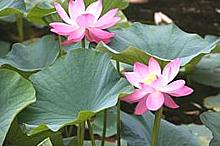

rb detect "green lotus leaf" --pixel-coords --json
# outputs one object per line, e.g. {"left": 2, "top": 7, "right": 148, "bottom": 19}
{"left": 200, "top": 112, "right": 220, "bottom": 146}
{"left": 204, "top": 94, "right": 220, "bottom": 111}
{"left": 0, "top": 35, "right": 60, "bottom": 72}
{"left": 204, "top": 35, "right": 220, "bottom": 53}
{"left": 19, "top": 49, "right": 132, "bottom": 133}
{"left": 190, "top": 53, "right": 220, "bottom": 87}
{"left": 4, "top": 121, "right": 63, "bottom": 146}
{"left": 0, "top": 0, "right": 26, "bottom": 16}
{"left": 120, "top": 111, "right": 201, "bottom": 146}
{"left": 97, "top": 22, "right": 219, "bottom": 66}
{"left": 181, "top": 124, "right": 212, "bottom": 146}
{"left": 0, "top": 69, "right": 36, "bottom": 145}
{"left": 0, "top": 41, "right": 10, "bottom": 57}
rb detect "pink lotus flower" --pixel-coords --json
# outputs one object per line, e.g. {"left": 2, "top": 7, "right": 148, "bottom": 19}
{"left": 121, "top": 57, "right": 193, "bottom": 115}
{"left": 50, "top": 0, "right": 120, "bottom": 45}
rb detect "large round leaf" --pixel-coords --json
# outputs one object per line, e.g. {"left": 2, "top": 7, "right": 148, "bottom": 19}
{"left": 121, "top": 111, "right": 201, "bottom": 146}
{"left": 0, "top": 0, "right": 26, "bottom": 16}
{"left": 19, "top": 49, "right": 132, "bottom": 132}
{"left": 0, "top": 69, "right": 36, "bottom": 145}
{"left": 97, "top": 22, "right": 219, "bottom": 66}
{"left": 0, "top": 35, "right": 60, "bottom": 72}
{"left": 200, "top": 112, "right": 220, "bottom": 146}
{"left": 190, "top": 53, "right": 220, "bottom": 87}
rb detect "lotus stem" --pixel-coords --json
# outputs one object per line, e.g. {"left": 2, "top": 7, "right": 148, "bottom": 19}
{"left": 58, "top": 35, "right": 64, "bottom": 56}
{"left": 101, "top": 109, "right": 107, "bottom": 146}
{"left": 87, "top": 120, "right": 96, "bottom": 146}
{"left": 117, "top": 101, "right": 121, "bottom": 146}
{"left": 116, "top": 61, "right": 122, "bottom": 76}
{"left": 16, "top": 14, "right": 24, "bottom": 42}
{"left": 116, "top": 60, "right": 121, "bottom": 146}
{"left": 78, "top": 122, "right": 85, "bottom": 146}
{"left": 81, "top": 38, "right": 86, "bottom": 48}
{"left": 151, "top": 107, "right": 163, "bottom": 146}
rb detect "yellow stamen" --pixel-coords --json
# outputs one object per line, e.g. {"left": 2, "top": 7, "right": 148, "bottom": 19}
{"left": 144, "top": 73, "right": 157, "bottom": 85}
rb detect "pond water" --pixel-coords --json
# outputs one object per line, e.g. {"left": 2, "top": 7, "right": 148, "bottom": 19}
{"left": 125, "top": 0, "right": 220, "bottom": 36}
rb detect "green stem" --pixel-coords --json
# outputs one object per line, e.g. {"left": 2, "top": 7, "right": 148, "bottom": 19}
{"left": 77, "top": 124, "right": 80, "bottom": 146}
{"left": 16, "top": 14, "right": 24, "bottom": 42}
{"left": 151, "top": 107, "right": 163, "bottom": 146}
{"left": 101, "top": 109, "right": 107, "bottom": 146}
{"left": 58, "top": 35, "right": 64, "bottom": 56}
{"left": 68, "top": 126, "right": 73, "bottom": 137}
{"left": 87, "top": 120, "right": 96, "bottom": 146}
{"left": 117, "top": 101, "right": 121, "bottom": 146}
{"left": 78, "top": 122, "right": 85, "bottom": 146}
{"left": 116, "top": 61, "right": 121, "bottom": 146}
{"left": 81, "top": 38, "right": 86, "bottom": 48}
{"left": 64, "top": 126, "right": 69, "bottom": 137}
{"left": 116, "top": 61, "right": 122, "bottom": 76}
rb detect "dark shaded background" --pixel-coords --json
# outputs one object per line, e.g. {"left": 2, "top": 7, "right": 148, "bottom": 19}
{"left": 125, "top": 0, "right": 220, "bottom": 36}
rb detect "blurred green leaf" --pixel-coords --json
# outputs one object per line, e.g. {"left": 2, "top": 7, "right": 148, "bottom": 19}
{"left": 0, "top": 41, "right": 10, "bottom": 57}
{"left": 200, "top": 112, "right": 220, "bottom": 146}
{"left": 0, "top": 15, "right": 16, "bottom": 22}
{"left": 0, "top": 0, "right": 26, "bottom": 16}
{"left": 0, "top": 69, "right": 35, "bottom": 145}
{"left": 4, "top": 121, "right": 63, "bottom": 146}
{"left": 190, "top": 53, "right": 220, "bottom": 87}
{"left": 85, "top": 0, "right": 129, "bottom": 14}
{"left": 204, "top": 94, "right": 220, "bottom": 111}
{"left": 19, "top": 49, "right": 132, "bottom": 133}
{"left": 97, "top": 23, "right": 219, "bottom": 66}
{"left": 0, "top": 35, "right": 59, "bottom": 72}
{"left": 25, "top": 0, "right": 65, "bottom": 25}
{"left": 181, "top": 124, "right": 212, "bottom": 146}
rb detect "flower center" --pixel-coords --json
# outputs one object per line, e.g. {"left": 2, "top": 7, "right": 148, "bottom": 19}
{"left": 76, "top": 13, "right": 95, "bottom": 28}
{"left": 143, "top": 73, "right": 157, "bottom": 85}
